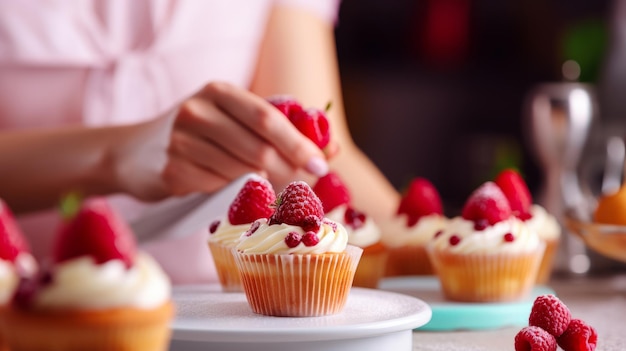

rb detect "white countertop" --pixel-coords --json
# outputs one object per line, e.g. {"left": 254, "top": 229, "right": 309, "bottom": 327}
{"left": 412, "top": 274, "right": 626, "bottom": 351}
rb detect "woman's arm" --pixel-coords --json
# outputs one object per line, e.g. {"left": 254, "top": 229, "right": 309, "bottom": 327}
{"left": 250, "top": 4, "right": 400, "bottom": 222}
{"left": 0, "top": 82, "right": 329, "bottom": 214}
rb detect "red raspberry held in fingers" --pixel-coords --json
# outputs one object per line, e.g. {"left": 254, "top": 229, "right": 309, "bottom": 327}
{"left": 557, "top": 319, "right": 598, "bottom": 351}
{"left": 515, "top": 326, "right": 557, "bottom": 351}
{"left": 494, "top": 169, "right": 533, "bottom": 220}
{"left": 228, "top": 178, "right": 276, "bottom": 225}
{"left": 397, "top": 178, "right": 443, "bottom": 227}
{"left": 267, "top": 95, "right": 303, "bottom": 119}
{"left": 269, "top": 181, "right": 324, "bottom": 232}
{"left": 0, "top": 199, "right": 31, "bottom": 262}
{"left": 313, "top": 172, "right": 351, "bottom": 213}
{"left": 462, "top": 181, "right": 512, "bottom": 226}
{"left": 290, "top": 107, "right": 331, "bottom": 149}
{"left": 529, "top": 294, "right": 572, "bottom": 337}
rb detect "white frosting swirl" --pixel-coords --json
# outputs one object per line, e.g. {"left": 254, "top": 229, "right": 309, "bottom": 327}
{"left": 235, "top": 218, "right": 348, "bottom": 254}
{"left": 325, "top": 204, "right": 381, "bottom": 248}
{"left": 380, "top": 214, "right": 447, "bottom": 248}
{"left": 428, "top": 216, "right": 543, "bottom": 254}
{"left": 0, "top": 253, "right": 37, "bottom": 304}
{"left": 35, "top": 253, "right": 170, "bottom": 310}
{"left": 526, "top": 205, "right": 561, "bottom": 241}
{"left": 208, "top": 217, "right": 251, "bottom": 246}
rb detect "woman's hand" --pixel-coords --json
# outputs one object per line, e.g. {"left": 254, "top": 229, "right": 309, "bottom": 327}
{"left": 114, "top": 81, "right": 329, "bottom": 200}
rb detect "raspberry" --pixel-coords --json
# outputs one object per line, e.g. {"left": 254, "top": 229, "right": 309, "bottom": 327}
{"left": 397, "top": 178, "right": 443, "bottom": 227}
{"left": 0, "top": 199, "right": 31, "bottom": 262}
{"left": 515, "top": 326, "right": 557, "bottom": 351}
{"left": 504, "top": 232, "right": 515, "bottom": 242}
{"left": 267, "top": 95, "right": 303, "bottom": 119}
{"left": 529, "top": 294, "right": 572, "bottom": 337}
{"left": 285, "top": 232, "right": 302, "bottom": 248}
{"left": 269, "top": 181, "right": 324, "bottom": 232}
{"left": 449, "top": 235, "right": 461, "bottom": 246}
{"left": 208, "top": 220, "right": 220, "bottom": 234}
{"left": 290, "top": 108, "right": 331, "bottom": 149}
{"left": 301, "top": 231, "right": 319, "bottom": 246}
{"left": 462, "top": 181, "right": 512, "bottom": 226}
{"left": 312, "top": 172, "right": 351, "bottom": 213}
{"left": 494, "top": 169, "right": 533, "bottom": 220}
{"left": 228, "top": 178, "right": 276, "bottom": 225}
{"left": 557, "top": 319, "right": 598, "bottom": 351}
{"left": 344, "top": 207, "right": 366, "bottom": 229}
{"left": 244, "top": 220, "right": 261, "bottom": 237}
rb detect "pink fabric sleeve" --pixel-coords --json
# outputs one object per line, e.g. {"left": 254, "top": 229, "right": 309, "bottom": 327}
{"left": 275, "top": 0, "right": 341, "bottom": 24}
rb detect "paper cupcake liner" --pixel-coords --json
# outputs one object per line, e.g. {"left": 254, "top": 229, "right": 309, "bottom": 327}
{"left": 384, "top": 245, "right": 434, "bottom": 276}
{"left": 208, "top": 241, "right": 243, "bottom": 292}
{"left": 428, "top": 247, "right": 544, "bottom": 302}
{"left": 536, "top": 239, "right": 559, "bottom": 284}
{"left": 3, "top": 301, "right": 174, "bottom": 351}
{"left": 0, "top": 306, "right": 7, "bottom": 351}
{"left": 233, "top": 245, "right": 363, "bottom": 317}
{"left": 353, "top": 243, "right": 389, "bottom": 288}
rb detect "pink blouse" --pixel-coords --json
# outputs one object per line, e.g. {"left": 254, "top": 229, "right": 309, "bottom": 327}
{"left": 0, "top": 0, "right": 339, "bottom": 284}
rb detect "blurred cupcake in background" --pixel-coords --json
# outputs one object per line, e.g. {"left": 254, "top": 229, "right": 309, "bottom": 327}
{"left": 0, "top": 199, "right": 37, "bottom": 351}
{"left": 313, "top": 172, "right": 387, "bottom": 288}
{"left": 380, "top": 177, "right": 447, "bottom": 276}
{"left": 4, "top": 197, "right": 173, "bottom": 351}
{"left": 494, "top": 169, "right": 561, "bottom": 284}
{"left": 427, "top": 182, "right": 544, "bottom": 302}
{"left": 207, "top": 175, "right": 276, "bottom": 292}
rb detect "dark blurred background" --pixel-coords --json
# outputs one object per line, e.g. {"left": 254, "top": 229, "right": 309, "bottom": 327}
{"left": 334, "top": 0, "right": 612, "bottom": 215}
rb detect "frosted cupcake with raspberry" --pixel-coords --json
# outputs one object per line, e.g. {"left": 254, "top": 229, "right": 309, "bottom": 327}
{"left": 233, "top": 181, "right": 362, "bottom": 317}
{"left": 208, "top": 176, "right": 275, "bottom": 292}
{"left": 380, "top": 177, "right": 447, "bottom": 276}
{"left": 0, "top": 199, "right": 36, "bottom": 351}
{"left": 5, "top": 197, "right": 173, "bottom": 351}
{"left": 494, "top": 169, "right": 561, "bottom": 284}
{"left": 313, "top": 172, "right": 387, "bottom": 288}
{"left": 427, "top": 182, "right": 545, "bottom": 302}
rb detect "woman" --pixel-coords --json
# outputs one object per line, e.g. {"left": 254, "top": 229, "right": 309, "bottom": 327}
{"left": 0, "top": 0, "right": 399, "bottom": 283}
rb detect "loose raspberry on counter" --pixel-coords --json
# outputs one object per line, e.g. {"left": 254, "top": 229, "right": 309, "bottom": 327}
{"left": 557, "top": 318, "right": 598, "bottom": 351}
{"left": 514, "top": 326, "right": 557, "bottom": 351}
{"left": 529, "top": 294, "right": 572, "bottom": 337}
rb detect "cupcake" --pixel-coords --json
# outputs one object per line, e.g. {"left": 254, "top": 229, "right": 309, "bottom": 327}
{"left": 233, "top": 181, "right": 362, "bottom": 317}
{"left": 313, "top": 172, "right": 387, "bottom": 288}
{"left": 427, "top": 182, "right": 545, "bottom": 302}
{"left": 380, "top": 177, "right": 446, "bottom": 276}
{"left": 4, "top": 198, "right": 173, "bottom": 351}
{"left": 0, "top": 199, "right": 37, "bottom": 351}
{"left": 208, "top": 176, "right": 276, "bottom": 292}
{"left": 494, "top": 169, "right": 561, "bottom": 284}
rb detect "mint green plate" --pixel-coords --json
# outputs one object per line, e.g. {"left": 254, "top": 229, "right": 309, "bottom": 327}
{"left": 379, "top": 276, "right": 555, "bottom": 331}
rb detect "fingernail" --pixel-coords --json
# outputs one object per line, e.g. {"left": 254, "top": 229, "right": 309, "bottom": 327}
{"left": 306, "top": 157, "right": 329, "bottom": 177}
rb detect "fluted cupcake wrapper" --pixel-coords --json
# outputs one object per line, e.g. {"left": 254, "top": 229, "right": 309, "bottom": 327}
{"left": 353, "top": 245, "right": 389, "bottom": 288}
{"left": 536, "top": 238, "right": 559, "bottom": 284}
{"left": 385, "top": 245, "right": 434, "bottom": 276}
{"left": 427, "top": 244, "right": 545, "bottom": 303}
{"left": 233, "top": 245, "right": 363, "bottom": 317}
{"left": 2, "top": 302, "right": 174, "bottom": 351}
{"left": 208, "top": 241, "right": 243, "bottom": 292}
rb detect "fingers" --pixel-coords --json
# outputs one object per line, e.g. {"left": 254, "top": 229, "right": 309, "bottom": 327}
{"left": 175, "top": 97, "right": 297, "bottom": 180}
{"left": 197, "top": 82, "right": 329, "bottom": 176}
